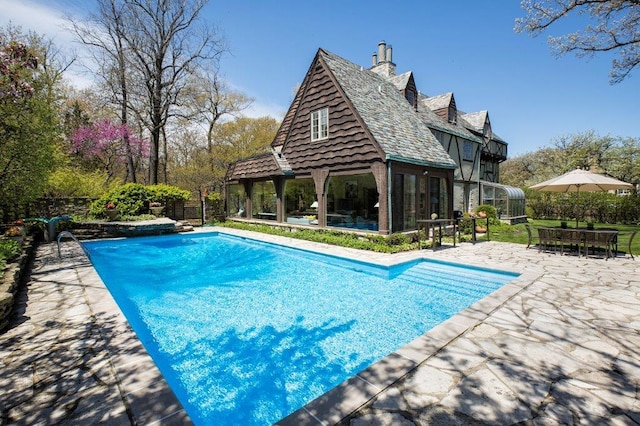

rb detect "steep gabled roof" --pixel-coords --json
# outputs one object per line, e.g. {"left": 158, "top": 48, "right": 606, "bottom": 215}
{"left": 460, "top": 110, "right": 488, "bottom": 133}
{"left": 226, "top": 151, "right": 290, "bottom": 181}
{"left": 320, "top": 49, "right": 456, "bottom": 169}
{"left": 388, "top": 71, "right": 412, "bottom": 91}
{"left": 417, "top": 94, "right": 480, "bottom": 142}
{"left": 421, "top": 92, "right": 454, "bottom": 111}
{"left": 459, "top": 110, "right": 506, "bottom": 143}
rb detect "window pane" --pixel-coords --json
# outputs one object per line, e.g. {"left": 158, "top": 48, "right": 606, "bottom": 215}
{"left": 284, "top": 179, "right": 318, "bottom": 225}
{"left": 403, "top": 175, "right": 416, "bottom": 229}
{"left": 227, "top": 184, "right": 246, "bottom": 217}
{"left": 327, "top": 174, "right": 378, "bottom": 231}
{"left": 311, "top": 108, "right": 328, "bottom": 141}
{"left": 311, "top": 111, "right": 319, "bottom": 140}
{"left": 251, "top": 181, "right": 277, "bottom": 220}
{"left": 320, "top": 108, "right": 328, "bottom": 138}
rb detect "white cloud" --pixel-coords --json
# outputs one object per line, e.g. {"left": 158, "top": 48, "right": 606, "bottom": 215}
{"left": 243, "top": 101, "right": 286, "bottom": 121}
{"left": 1, "top": 0, "right": 95, "bottom": 88}
{"left": 1, "top": 0, "right": 73, "bottom": 43}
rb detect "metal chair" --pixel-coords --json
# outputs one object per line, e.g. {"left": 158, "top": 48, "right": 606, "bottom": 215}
{"left": 525, "top": 224, "right": 533, "bottom": 249}
{"left": 628, "top": 231, "right": 637, "bottom": 260}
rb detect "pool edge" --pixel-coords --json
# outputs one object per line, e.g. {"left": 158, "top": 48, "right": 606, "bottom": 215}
{"left": 77, "top": 226, "right": 530, "bottom": 426}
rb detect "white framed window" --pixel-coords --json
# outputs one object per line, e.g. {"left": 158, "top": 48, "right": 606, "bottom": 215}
{"left": 311, "top": 108, "right": 328, "bottom": 141}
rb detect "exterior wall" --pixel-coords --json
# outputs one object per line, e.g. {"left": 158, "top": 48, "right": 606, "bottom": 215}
{"left": 430, "top": 129, "right": 481, "bottom": 214}
{"left": 280, "top": 59, "right": 383, "bottom": 174}
{"left": 388, "top": 162, "right": 453, "bottom": 232}
{"left": 431, "top": 130, "right": 480, "bottom": 183}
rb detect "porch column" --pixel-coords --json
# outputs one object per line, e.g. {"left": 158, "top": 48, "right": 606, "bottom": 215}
{"left": 371, "top": 162, "right": 388, "bottom": 234}
{"left": 311, "top": 169, "right": 330, "bottom": 227}
{"left": 243, "top": 181, "right": 252, "bottom": 219}
{"left": 273, "top": 176, "right": 284, "bottom": 223}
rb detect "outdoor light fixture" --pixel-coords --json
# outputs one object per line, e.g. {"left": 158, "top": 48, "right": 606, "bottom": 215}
{"left": 310, "top": 201, "right": 318, "bottom": 208}
{"left": 373, "top": 202, "right": 379, "bottom": 208}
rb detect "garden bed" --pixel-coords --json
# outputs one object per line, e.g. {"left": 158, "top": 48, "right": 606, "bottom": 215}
{"left": 0, "top": 237, "right": 36, "bottom": 332}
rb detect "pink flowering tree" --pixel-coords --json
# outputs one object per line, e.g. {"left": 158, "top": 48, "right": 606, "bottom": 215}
{"left": 0, "top": 40, "right": 38, "bottom": 100}
{"left": 70, "top": 118, "right": 149, "bottom": 182}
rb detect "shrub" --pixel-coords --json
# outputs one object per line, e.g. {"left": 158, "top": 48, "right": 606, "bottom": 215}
{"left": 89, "top": 183, "right": 192, "bottom": 219}
{"left": 147, "top": 184, "right": 191, "bottom": 204}
{"left": 386, "top": 233, "right": 409, "bottom": 246}
{"left": 475, "top": 204, "right": 497, "bottom": 219}
{"left": 90, "top": 183, "right": 148, "bottom": 218}
{"left": 46, "top": 167, "right": 120, "bottom": 197}
{"left": 0, "top": 239, "right": 21, "bottom": 262}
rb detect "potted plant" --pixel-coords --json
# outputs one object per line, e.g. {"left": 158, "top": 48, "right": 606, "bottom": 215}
{"left": 3, "top": 226, "right": 24, "bottom": 244}
{"left": 105, "top": 202, "right": 118, "bottom": 221}
{"left": 149, "top": 201, "right": 164, "bottom": 217}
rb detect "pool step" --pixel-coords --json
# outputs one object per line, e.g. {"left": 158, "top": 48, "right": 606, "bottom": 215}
{"left": 396, "top": 263, "right": 506, "bottom": 299}
{"left": 175, "top": 221, "right": 195, "bottom": 233}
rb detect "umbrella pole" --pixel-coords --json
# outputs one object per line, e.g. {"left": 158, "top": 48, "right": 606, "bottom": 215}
{"left": 576, "top": 186, "right": 580, "bottom": 228}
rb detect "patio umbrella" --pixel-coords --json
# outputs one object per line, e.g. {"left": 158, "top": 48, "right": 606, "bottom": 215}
{"left": 529, "top": 168, "right": 633, "bottom": 226}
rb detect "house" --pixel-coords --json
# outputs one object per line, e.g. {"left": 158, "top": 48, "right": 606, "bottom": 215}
{"left": 225, "top": 41, "right": 525, "bottom": 234}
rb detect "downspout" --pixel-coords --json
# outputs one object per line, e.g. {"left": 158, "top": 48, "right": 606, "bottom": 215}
{"left": 387, "top": 160, "right": 392, "bottom": 233}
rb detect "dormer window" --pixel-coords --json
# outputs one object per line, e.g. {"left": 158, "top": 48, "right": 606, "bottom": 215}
{"left": 405, "top": 89, "right": 416, "bottom": 108}
{"left": 311, "top": 108, "right": 328, "bottom": 141}
{"left": 448, "top": 105, "right": 456, "bottom": 124}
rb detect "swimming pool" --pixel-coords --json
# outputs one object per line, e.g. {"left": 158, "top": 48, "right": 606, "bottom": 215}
{"left": 83, "top": 232, "right": 518, "bottom": 425}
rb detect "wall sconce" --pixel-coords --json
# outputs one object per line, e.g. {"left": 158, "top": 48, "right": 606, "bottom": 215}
{"left": 310, "top": 201, "right": 318, "bottom": 209}
{"left": 373, "top": 202, "right": 379, "bottom": 208}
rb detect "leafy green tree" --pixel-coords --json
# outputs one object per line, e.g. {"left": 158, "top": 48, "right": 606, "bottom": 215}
{"left": 0, "top": 27, "right": 63, "bottom": 220}
{"left": 516, "top": 0, "right": 640, "bottom": 83}
{"left": 502, "top": 131, "right": 640, "bottom": 189}
{"left": 46, "top": 167, "right": 121, "bottom": 197}
{"left": 168, "top": 116, "right": 278, "bottom": 198}
{"left": 210, "top": 116, "right": 279, "bottom": 187}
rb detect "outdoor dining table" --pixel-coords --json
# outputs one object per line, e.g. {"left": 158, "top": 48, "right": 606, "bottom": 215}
{"left": 537, "top": 226, "right": 619, "bottom": 258}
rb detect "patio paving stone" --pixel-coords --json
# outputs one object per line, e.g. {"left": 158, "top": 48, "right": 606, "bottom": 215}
{"left": 0, "top": 228, "right": 638, "bottom": 425}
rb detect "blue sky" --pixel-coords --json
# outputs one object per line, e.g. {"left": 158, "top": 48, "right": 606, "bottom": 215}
{"left": 2, "top": 0, "right": 639, "bottom": 157}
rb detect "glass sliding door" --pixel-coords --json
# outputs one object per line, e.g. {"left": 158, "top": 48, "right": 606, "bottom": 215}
{"left": 251, "top": 180, "right": 277, "bottom": 220}
{"left": 392, "top": 173, "right": 417, "bottom": 232}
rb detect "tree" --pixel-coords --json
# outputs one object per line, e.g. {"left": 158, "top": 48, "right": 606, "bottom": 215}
{"left": 502, "top": 131, "right": 640, "bottom": 188}
{"left": 70, "top": 0, "right": 148, "bottom": 183}
{"left": 123, "top": 0, "right": 224, "bottom": 184}
{"left": 210, "top": 116, "right": 279, "bottom": 187}
{"left": 516, "top": 0, "right": 640, "bottom": 83}
{"left": 183, "top": 69, "right": 254, "bottom": 152}
{"left": 70, "top": 118, "right": 149, "bottom": 183}
{"left": 168, "top": 116, "right": 278, "bottom": 197}
{"left": 69, "top": 0, "right": 224, "bottom": 185}
{"left": 0, "top": 26, "right": 63, "bottom": 220}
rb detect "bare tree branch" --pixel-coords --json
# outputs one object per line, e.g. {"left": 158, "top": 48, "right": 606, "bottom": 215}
{"left": 516, "top": 0, "right": 640, "bottom": 83}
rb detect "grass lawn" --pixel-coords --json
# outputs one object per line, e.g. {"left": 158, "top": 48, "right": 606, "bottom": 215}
{"left": 488, "top": 219, "right": 640, "bottom": 257}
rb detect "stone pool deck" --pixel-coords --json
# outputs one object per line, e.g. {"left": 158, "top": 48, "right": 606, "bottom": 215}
{"left": 1, "top": 227, "right": 639, "bottom": 425}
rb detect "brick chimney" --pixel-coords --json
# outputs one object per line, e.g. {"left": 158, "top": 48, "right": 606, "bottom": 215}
{"left": 370, "top": 40, "right": 396, "bottom": 78}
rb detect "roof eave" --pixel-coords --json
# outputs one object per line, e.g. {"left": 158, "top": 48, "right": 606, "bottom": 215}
{"left": 386, "top": 154, "right": 457, "bottom": 170}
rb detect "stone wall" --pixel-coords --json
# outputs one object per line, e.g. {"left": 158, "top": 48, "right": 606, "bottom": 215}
{"left": 1, "top": 197, "right": 94, "bottom": 223}
{"left": 0, "top": 237, "right": 36, "bottom": 332}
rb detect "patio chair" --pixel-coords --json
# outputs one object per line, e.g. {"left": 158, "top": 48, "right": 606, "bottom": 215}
{"left": 537, "top": 228, "right": 555, "bottom": 253}
{"left": 525, "top": 224, "right": 533, "bottom": 249}
{"left": 584, "top": 231, "right": 614, "bottom": 259}
{"left": 562, "top": 229, "right": 584, "bottom": 257}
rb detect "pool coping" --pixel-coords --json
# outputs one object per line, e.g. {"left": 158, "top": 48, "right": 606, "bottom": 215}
{"left": 77, "top": 227, "right": 537, "bottom": 425}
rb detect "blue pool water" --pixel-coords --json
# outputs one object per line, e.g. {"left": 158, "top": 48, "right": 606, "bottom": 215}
{"left": 83, "top": 232, "right": 517, "bottom": 425}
